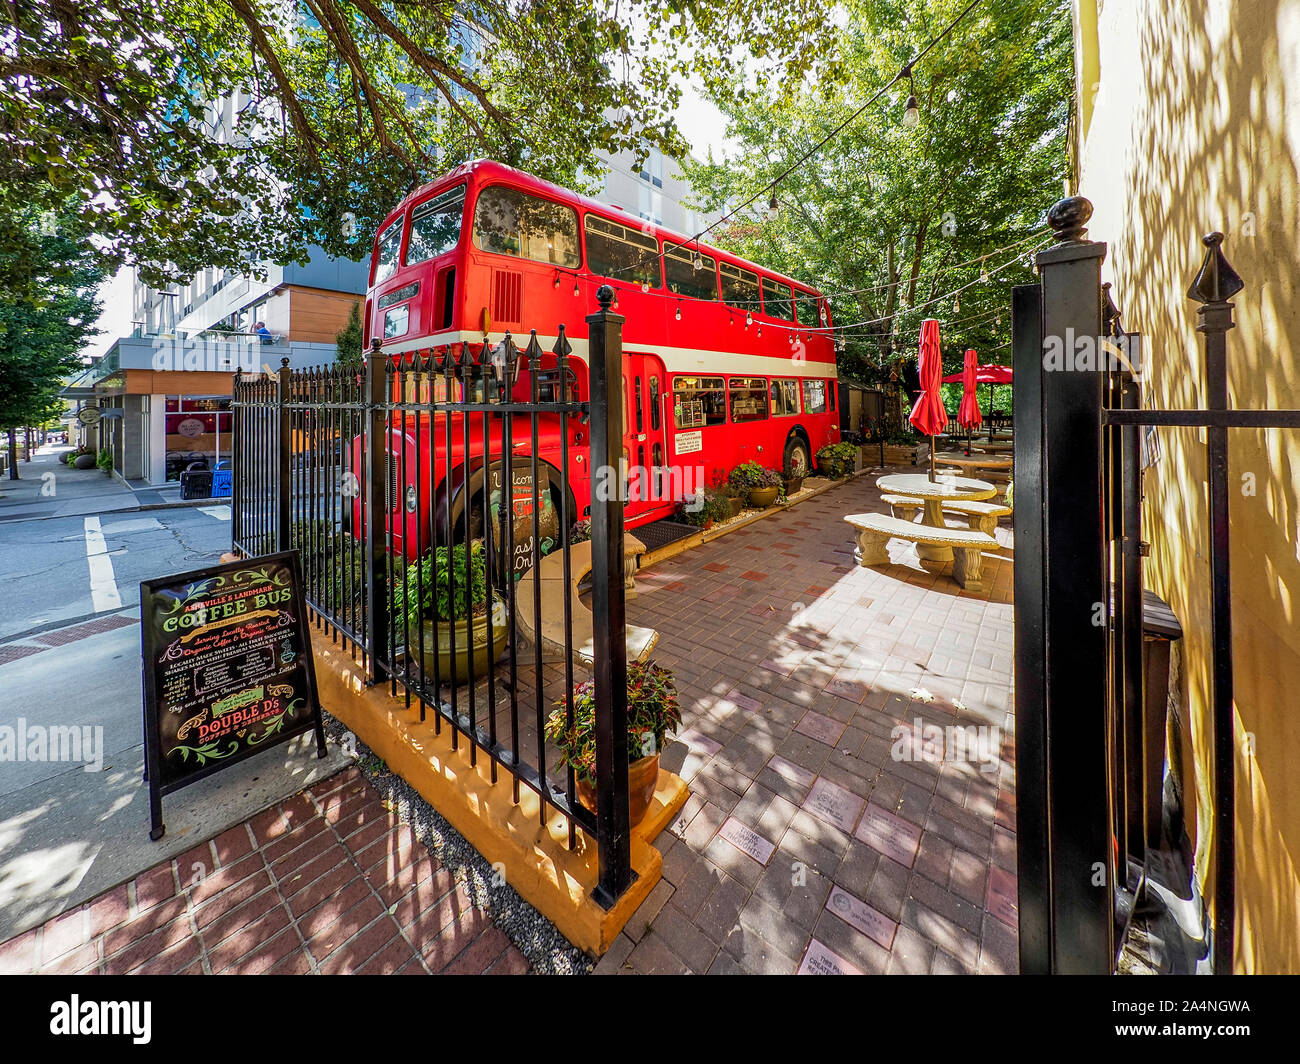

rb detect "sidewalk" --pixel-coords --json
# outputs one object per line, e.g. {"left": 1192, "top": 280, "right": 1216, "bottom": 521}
{"left": 0, "top": 446, "right": 218, "bottom": 522}
{"left": 0, "top": 768, "right": 528, "bottom": 975}
{"left": 607, "top": 468, "right": 1017, "bottom": 974}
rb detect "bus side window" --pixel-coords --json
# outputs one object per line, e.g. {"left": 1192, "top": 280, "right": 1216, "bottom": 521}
{"left": 802, "top": 378, "right": 827, "bottom": 414}
{"left": 672, "top": 376, "right": 726, "bottom": 428}
{"left": 634, "top": 377, "right": 644, "bottom": 433}
{"left": 649, "top": 377, "right": 660, "bottom": 431}
{"left": 828, "top": 382, "right": 836, "bottom": 412}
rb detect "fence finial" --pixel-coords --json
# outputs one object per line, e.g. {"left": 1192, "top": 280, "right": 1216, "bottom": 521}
{"left": 280, "top": 356, "right": 291, "bottom": 369}
{"left": 596, "top": 284, "right": 614, "bottom": 311}
{"left": 1187, "top": 232, "right": 1244, "bottom": 305}
{"left": 1046, "top": 195, "right": 1093, "bottom": 243}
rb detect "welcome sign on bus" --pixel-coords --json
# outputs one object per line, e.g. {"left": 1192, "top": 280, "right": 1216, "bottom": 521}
{"left": 140, "top": 551, "right": 326, "bottom": 840}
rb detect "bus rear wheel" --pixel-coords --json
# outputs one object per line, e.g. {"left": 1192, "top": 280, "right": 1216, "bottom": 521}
{"left": 783, "top": 436, "right": 812, "bottom": 478}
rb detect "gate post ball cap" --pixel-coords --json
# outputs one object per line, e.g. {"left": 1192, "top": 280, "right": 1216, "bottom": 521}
{"left": 596, "top": 284, "right": 615, "bottom": 310}
{"left": 1047, "top": 196, "right": 1093, "bottom": 242}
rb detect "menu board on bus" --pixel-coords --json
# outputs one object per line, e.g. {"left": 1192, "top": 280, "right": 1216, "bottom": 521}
{"left": 139, "top": 551, "right": 326, "bottom": 840}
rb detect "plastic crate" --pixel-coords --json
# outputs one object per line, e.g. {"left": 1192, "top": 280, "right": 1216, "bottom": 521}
{"left": 179, "top": 469, "right": 213, "bottom": 500}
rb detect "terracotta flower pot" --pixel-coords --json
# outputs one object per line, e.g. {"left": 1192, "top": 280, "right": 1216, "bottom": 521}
{"left": 783, "top": 476, "right": 803, "bottom": 496}
{"left": 577, "top": 752, "right": 660, "bottom": 827}
{"left": 747, "top": 485, "right": 780, "bottom": 509}
{"left": 725, "top": 496, "right": 744, "bottom": 518}
{"left": 417, "top": 603, "right": 509, "bottom": 685}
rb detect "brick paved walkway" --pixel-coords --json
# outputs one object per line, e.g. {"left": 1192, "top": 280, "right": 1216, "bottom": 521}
{"left": 606, "top": 469, "right": 1017, "bottom": 974}
{"left": 0, "top": 768, "right": 528, "bottom": 975}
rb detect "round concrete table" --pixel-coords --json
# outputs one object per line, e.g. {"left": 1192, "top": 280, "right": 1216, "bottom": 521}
{"left": 875, "top": 472, "right": 997, "bottom": 562}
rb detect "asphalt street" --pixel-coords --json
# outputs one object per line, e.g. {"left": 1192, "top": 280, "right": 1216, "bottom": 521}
{"left": 0, "top": 448, "right": 353, "bottom": 941}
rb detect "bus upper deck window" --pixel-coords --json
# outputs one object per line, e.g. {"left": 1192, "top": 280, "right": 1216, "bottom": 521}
{"left": 472, "top": 186, "right": 580, "bottom": 267}
{"left": 664, "top": 246, "right": 718, "bottom": 301}
{"left": 406, "top": 185, "right": 467, "bottom": 265}
{"left": 761, "top": 278, "right": 795, "bottom": 321}
{"left": 720, "top": 263, "right": 761, "bottom": 313}
{"left": 585, "top": 215, "right": 660, "bottom": 288}
{"left": 795, "top": 290, "right": 821, "bottom": 328}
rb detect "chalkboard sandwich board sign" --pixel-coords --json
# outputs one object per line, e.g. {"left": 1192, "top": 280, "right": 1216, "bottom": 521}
{"left": 140, "top": 550, "right": 327, "bottom": 840}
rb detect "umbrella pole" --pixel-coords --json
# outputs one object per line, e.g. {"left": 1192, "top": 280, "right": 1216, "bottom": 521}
{"left": 929, "top": 434, "right": 936, "bottom": 482}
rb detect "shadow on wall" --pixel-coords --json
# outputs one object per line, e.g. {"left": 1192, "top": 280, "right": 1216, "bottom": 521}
{"left": 1090, "top": 0, "right": 1300, "bottom": 972}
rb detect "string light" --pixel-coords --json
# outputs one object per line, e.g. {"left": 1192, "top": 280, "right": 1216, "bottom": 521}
{"left": 767, "top": 190, "right": 779, "bottom": 221}
{"left": 746, "top": 312, "right": 753, "bottom": 326}
{"left": 902, "top": 64, "right": 921, "bottom": 128}
{"left": 675, "top": 301, "right": 681, "bottom": 321}
{"left": 980, "top": 257, "right": 989, "bottom": 283}
{"left": 573, "top": 279, "right": 579, "bottom": 297}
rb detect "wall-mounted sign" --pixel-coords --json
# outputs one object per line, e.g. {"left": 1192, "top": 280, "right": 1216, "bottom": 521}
{"left": 77, "top": 407, "right": 101, "bottom": 426}
{"left": 139, "top": 551, "right": 326, "bottom": 840}
{"left": 176, "top": 417, "right": 205, "bottom": 438}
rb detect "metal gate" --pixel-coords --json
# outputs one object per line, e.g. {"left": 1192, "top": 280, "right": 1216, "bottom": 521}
{"left": 1012, "top": 196, "right": 1300, "bottom": 974}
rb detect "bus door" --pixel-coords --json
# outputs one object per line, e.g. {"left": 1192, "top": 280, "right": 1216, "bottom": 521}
{"left": 622, "top": 352, "right": 669, "bottom": 519}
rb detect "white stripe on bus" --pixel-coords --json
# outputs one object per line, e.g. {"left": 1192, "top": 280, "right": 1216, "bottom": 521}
{"left": 379, "top": 330, "right": 839, "bottom": 380}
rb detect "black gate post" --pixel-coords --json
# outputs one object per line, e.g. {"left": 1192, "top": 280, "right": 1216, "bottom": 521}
{"left": 364, "top": 339, "right": 390, "bottom": 685}
{"left": 1187, "top": 232, "right": 1243, "bottom": 975}
{"left": 586, "top": 285, "right": 634, "bottom": 908}
{"left": 1011, "top": 281, "right": 1050, "bottom": 974}
{"left": 276, "top": 357, "right": 292, "bottom": 552}
{"left": 1016, "top": 196, "right": 1114, "bottom": 973}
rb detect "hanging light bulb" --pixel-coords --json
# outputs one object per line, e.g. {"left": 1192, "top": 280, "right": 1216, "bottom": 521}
{"left": 757, "top": 325, "right": 762, "bottom": 338}
{"left": 675, "top": 301, "right": 681, "bottom": 321}
{"left": 980, "top": 257, "right": 989, "bottom": 283}
{"left": 553, "top": 273, "right": 560, "bottom": 289}
{"left": 692, "top": 253, "right": 703, "bottom": 272}
{"left": 767, "top": 190, "right": 779, "bottom": 221}
{"left": 900, "top": 65, "right": 920, "bottom": 128}
{"left": 573, "top": 279, "right": 580, "bottom": 297}
{"left": 640, "top": 281, "right": 649, "bottom": 294}
{"left": 746, "top": 311, "right": 753, "bottom": 326}
{"left": 953, "top": 294, "right": 961, "bottom": 313}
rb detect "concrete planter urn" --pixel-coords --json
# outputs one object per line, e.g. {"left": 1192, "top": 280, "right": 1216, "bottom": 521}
{"left": 417, "top": 600, "right": 509, "bottom": 685}
{"left": 747, "top": 485, "right": 780, "bottom": 509}
{"left": 73, "top": 453, "right": 97, "bottom": 469}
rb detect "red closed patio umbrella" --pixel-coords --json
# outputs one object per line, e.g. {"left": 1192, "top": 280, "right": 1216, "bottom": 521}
{"left": 942, "top": 362, "right": 1012, "bottom": 441}
{"left": 956, "top": 349, "right": 983, "bottom": 442}
{"left": 909, "top": 318, "right": 948, "bottom": 482}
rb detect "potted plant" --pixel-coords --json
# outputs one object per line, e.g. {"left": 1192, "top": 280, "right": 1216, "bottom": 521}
{"left": 682, "top": 486, "right": 727, "bottom": 528}
{"left": 72, "top": 447, "right": 96, "bottom": 470}
{"left": 729, "top": 460, "right": 783, "bottom": 508}
{"left": 545, "top": 659, "right": 682, "bottom": 827}
{"left": 815, "top": 442, "right": 858, "bottom": 478}
{"left": 391, "top": 541, "right": 509, "bottom": 684}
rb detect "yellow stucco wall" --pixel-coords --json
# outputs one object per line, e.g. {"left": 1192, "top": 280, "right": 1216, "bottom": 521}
{"left": 1076, "top": 0, "right": 1300, "bottom": 973}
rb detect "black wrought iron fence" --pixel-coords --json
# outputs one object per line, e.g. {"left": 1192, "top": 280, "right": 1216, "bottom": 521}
{"left": 231, "top": 289, "right": 636, "bottom": 906}
{"left": 1013, "top": 197, "right": 1300, "bottom": 975}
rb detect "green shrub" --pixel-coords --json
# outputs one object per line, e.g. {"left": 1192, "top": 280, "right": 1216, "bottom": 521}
{"left": 95, "top": 448, "right": 112, "bottom": 472}
{"left": 391, "top": 541, "right": 489, "bottom": 629}
{"left": 816, "top": 442, "right": 858, "bottom": 477}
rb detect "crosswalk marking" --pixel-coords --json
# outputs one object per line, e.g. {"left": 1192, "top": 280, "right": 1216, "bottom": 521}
{"left": 83, "top": 516, "right": 123, "bottom": 613}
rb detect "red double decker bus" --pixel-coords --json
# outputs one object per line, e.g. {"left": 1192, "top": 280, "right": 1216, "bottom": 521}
{"left": 363, "top": 159, "right": 839, "bottom": 553}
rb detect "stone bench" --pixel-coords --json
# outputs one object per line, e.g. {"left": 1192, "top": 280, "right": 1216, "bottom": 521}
{"left": 844, "top": 512, "right": 998, "bottom": 592}
{"left": 515, "top": 534, "right": 658, "bottom": 666}
{"left": 882, "top": 494, "right": 1012, "bottom": 536}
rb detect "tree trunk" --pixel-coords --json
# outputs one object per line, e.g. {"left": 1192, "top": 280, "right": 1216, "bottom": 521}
{"left": 24, "top": 426, "right": 32, "bottom": 460}
{"left": 7, "top": 429, "right": 18, "bottom": 480}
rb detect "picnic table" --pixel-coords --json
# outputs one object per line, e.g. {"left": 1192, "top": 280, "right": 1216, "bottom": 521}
{"left": 933, "top": 451, "right": 1013, "bottom": 474}
{"left": 875, "top": 472, "right": 997, "bottom": 562}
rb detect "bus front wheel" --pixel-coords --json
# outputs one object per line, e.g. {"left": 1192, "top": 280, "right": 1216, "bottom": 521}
{"left": 783, "top": 436, "right": 812, "bottom": 478}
